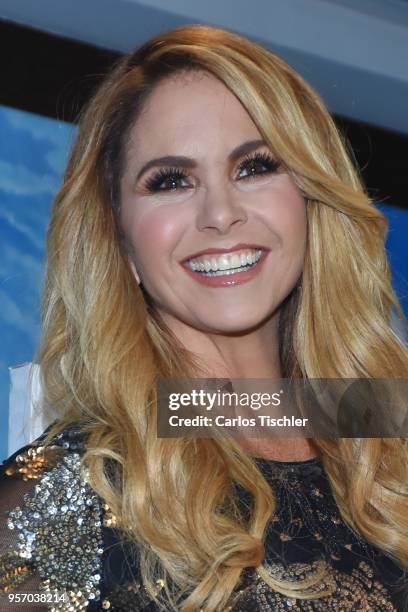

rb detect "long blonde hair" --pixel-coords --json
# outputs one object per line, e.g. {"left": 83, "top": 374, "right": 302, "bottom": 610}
{"left": 38, "top": 24, "right": 408, "bottom": 610}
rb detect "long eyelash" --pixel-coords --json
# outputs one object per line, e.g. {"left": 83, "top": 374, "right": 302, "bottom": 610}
{"left": 143, "top": 152, "right": 279, "bottom": 192}
{"left": 144, "top": 167, "right": 188, "bottom": 192}
{"left": 236, "top": 151, "right": 280, "bottom": 176}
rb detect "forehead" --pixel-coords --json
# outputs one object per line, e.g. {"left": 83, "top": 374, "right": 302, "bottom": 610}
{"left": 125, "top": 70, "right": 262, "bottom": 162}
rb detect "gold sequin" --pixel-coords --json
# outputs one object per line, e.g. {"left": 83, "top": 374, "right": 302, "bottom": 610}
{"left": 0, "top": 550, "right": 33, "bottom": 593}
{"left": 227, "top": 559, "right": 398, "bottom": 610}
{"left": 4, "top": 446, "right": 66, "bottom": 481}
{"left": 103, "top": 579, "right": 160, "bottom": 609}
{"left": 279, "top": 533, "right": 292, "bottom": 541}
{"left": 102, "top": 502, "right": 118, "bottom": 528}
{"left": 5, "top": 452, "right": 103, "bottom": 611}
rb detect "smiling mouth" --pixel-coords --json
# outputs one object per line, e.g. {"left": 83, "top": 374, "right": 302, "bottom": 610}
{"left": 182, "top": 247, "right": 269, "bottom": 287}
{"left": 185, "top": 248, "right": 263, "bottom": 276}
{"left": 191, "top": 257, "right": 262, "bottom": 277}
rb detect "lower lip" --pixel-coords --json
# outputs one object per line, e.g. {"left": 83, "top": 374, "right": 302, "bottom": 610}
{"left": 181, "top": 251, "right": 269, "bottom": 287}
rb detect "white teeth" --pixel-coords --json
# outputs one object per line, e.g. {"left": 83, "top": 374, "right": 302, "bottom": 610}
{"left": 187, "top": 249, "right": 263, "bottom": 275}
{"left": 230, "top": 254, "right": 241, "bottom": 269}
{"left": 218, "top": 256, "right": 230, "bottom": 271}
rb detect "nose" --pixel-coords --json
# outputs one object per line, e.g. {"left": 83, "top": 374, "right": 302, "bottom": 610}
{"left": 195, "top": 184, "right": 248, "bottom": 235}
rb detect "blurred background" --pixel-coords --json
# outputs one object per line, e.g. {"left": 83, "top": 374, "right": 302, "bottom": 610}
{"left": 0, "top": 0, "right": 407, "bottom": 460}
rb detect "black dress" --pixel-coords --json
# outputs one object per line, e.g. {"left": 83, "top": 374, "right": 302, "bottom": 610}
{"left": 0, "top": 424, "right": 407, "bottom": 611}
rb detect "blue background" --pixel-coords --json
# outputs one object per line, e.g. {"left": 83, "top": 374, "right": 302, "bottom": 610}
{"left": 0, "top": 105, "right": 407, "bottom": 461}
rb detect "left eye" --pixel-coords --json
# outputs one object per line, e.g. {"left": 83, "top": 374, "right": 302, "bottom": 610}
{"left": 144, "top": 168, "right": 193, "bottom": 193}
{"left": 237, "top": 153, "right": 280, "bottom": 180}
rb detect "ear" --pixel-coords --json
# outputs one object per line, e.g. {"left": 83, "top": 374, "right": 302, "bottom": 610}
{"left": 127, "top": 256, "right": 141, "bottom": 285}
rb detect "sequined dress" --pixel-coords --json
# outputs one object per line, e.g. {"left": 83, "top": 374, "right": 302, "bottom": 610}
{"left": 0, "top": 425, "right": 407, "bottom": 611}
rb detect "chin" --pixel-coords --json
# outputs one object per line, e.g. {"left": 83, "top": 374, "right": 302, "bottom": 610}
{"left": 199, "top": 311, "right": 275, "bottom": 335}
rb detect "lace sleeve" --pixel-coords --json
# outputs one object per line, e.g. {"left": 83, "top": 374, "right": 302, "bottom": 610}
{"left": 0, "top": 443, "right": 60, "bottom": 611}
{"left": 1, "top": 431, "right": 167, "bottom": 612}
{"left": 1, "top": 430, "right": 108, "bottom": 612}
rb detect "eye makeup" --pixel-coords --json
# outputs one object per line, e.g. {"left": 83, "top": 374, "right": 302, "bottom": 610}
{"left": 140, "top": 149, "right": 280, "bottom": 194}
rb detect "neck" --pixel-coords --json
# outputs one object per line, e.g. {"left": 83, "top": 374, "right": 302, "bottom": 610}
{"left": 161, "top": 309, "right": 282, "bottom": 380}
{"left": 238, "top": 437, "right": 320, "bottom": 461}
{"left": 158, "top": 310, "right": 320, "bottom": 462}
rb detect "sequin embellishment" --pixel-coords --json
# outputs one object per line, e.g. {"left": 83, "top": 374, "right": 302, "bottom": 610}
{"left": 6, "top": 452, "right": 104, "bottom": 611}
{"left": 226, "top": 559, "right": 397, "bottom": 610}
{"left": 4, "top": 445, "right": 66, "bottom": 481}
{"left": 0, "top": 550, "right": 33, "bottom": 593}
{"left": 2, "top": 430, "right": 407, "bottom": 611}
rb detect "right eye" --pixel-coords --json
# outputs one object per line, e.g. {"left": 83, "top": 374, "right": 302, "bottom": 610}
{"left": 144, "top": 168, "right": 194, "bottom": 193}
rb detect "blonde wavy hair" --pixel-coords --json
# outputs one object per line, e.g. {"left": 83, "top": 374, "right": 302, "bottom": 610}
{"left": 38, "top": 24, "right": 408, "bottom": 611}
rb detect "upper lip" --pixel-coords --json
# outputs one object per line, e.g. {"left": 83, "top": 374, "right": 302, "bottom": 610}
{"left": 181, "top": 243, "right": 269, "bottom": 263}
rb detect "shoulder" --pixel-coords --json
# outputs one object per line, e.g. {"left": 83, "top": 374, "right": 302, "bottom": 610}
{"left": 0, "top": 425, "right": 160, "bottom": 611}
{"left": 0, "top": 423, "right": 105, "bottom": 610}
{"left": 1, "top": 421, "right": 88, "bottom": 477}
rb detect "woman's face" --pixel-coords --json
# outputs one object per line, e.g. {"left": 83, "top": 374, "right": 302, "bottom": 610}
{"left": 120, "top": 71, "right": 307, "bottom": 334}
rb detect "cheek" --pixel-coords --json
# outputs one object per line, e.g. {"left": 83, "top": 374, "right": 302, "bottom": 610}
{"left": 259, "top": 186, "right": 307, "bottom": 251}
{"left": 124, "top": 205, "right": 184, "bottom": 270}
{"left": 280, "top": 198, "right": 307, "bottom": 245}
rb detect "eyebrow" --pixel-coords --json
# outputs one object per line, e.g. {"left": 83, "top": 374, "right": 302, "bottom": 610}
{"left": 134, "top": 138, "right": 267, "bottom": 183}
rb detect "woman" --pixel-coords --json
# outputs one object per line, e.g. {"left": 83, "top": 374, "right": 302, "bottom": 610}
{"left": 1, "top": 24, "right": 407, "bottom": 611}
